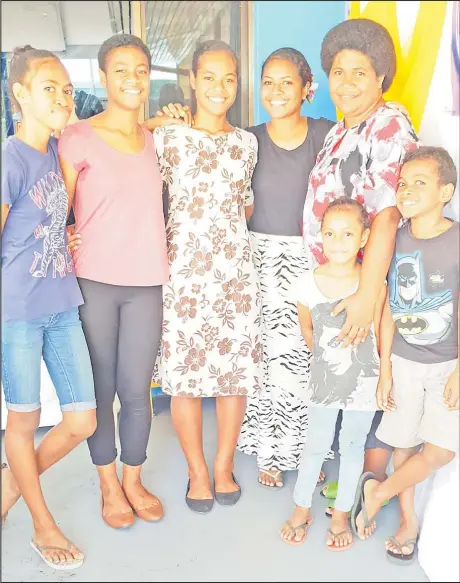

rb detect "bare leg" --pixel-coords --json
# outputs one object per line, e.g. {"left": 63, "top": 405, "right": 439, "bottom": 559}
{"left": 384, "top": 447, "right": 419, "bottom": 556}
{"left": 364, "top": 448, "right": 392, "bottom": 482}
{"left": 214, "top": 396, "right": 246, "bottom": 493}
{"left": 325, "top": 447, "right": 392, "bottom": 518}
{"left": 4, "top": 410, "right": 94, "bottom": 566}
{"left": 1, "top": 466, "right": 20, "bottom": 522}
{"left": 356, "top": 443, "right": 455, "bottom": 540}
{"left": 2, "top": 410, "right": 96, "bottom": 517}
{"left": 171, "top": 396, "right": 212, "bottom": 499}
{"left": 35, "top": 410, "right": 97, "bottom": 472}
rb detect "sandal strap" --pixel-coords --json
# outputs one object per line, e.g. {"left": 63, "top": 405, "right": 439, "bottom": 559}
{"left": 388, "top": 536, "right": 418, "bottom": 552}
{"left": 286, "top": 519, "right": 312, "bottom": 534}
{"left": 260, "top": 469, "right": 282, "bottom": 480}
{"left": 33, "top": 539, "right": 72, "bottom": 553}
{"left": 328, "top": 528, "right": 351, "bottom": 537}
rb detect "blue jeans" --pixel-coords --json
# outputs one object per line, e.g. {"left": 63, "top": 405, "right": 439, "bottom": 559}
{"left": 293, "top": 407, "right": 375, "bottom": 512}
{"left": 2, "top": 308, "right": 96, "bottom": 413}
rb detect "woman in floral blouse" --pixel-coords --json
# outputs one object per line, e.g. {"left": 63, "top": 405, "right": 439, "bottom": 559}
{"left": 153, "top": 41, "right": 263, "bottom": 513}
{"left": 298, "top": 18, "right": 419, "bottom": 540}
{"left": 304, "top": 18, "right": 418, "bottom": 339}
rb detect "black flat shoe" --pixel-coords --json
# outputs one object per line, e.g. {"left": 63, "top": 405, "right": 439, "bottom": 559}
{"left": 185, "top": 480, "right": 214, "bottom": 514}
{"left": 214, "top": 474, "right": 241, "bottom": 506}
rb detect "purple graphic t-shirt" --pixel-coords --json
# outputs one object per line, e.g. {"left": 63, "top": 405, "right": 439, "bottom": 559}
{"left": 2, "top": 136, "right": 83, "bottom": 321}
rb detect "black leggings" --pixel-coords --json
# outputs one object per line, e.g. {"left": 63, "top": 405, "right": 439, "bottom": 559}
{"left": 78, "top": 278, "right": 163, "bottom": 466}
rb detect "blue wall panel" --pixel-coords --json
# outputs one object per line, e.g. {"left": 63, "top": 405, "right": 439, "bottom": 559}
{"left": 252, "top": 1, "right": 346, "bottom": 125}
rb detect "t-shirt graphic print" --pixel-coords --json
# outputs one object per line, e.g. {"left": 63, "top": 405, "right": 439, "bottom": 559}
{"left": 28, "top": 170, "right": 73, "bottom": 279}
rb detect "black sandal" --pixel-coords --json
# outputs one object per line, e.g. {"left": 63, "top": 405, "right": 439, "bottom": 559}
{"left": 351, "top": 471, "right": 376, "bottom": 537}
{"left": 386, "top": 535, "right": 419, "bottom": 565}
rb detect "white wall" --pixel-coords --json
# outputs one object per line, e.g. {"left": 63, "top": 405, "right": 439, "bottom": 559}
{"left": 59, "top": 1, "right": 113, "bottom": 46}
{"left": 1, "top": 1, "right": 65, "bottom": 52}
{"left": 416, "top": 1, "right": 459, "bottom": 220}
{"left": 1, "top": 1, "right": 114, "bottom": 53}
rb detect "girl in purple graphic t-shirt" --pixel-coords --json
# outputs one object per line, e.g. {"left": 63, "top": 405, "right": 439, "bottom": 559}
{"left": 1, "top": 46, "right": 96, "bottom": 571}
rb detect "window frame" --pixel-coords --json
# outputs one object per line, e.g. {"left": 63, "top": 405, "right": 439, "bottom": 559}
{"left": 131, "top": 0, "right": 253, "bottom": 127}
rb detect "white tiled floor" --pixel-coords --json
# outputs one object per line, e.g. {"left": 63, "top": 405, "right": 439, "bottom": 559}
{"left": 1, "top": 399, "right": 429, "bottom": 582}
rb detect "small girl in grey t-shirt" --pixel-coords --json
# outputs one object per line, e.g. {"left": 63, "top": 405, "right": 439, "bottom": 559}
{"left": 279, "top": 197, "right": 392, "bottom": 551}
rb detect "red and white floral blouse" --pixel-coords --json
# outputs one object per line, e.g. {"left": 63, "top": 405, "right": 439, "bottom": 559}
{"left": 303, "top": 103, "right": 419, "bottom": 265}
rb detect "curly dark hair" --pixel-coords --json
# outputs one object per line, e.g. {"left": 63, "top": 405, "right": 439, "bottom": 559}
{"left": 321, "top": 196, "right": 371, "bottom": 230}
{"left": 191, "top": 40, "right": 238, "bottom": 76}
{"left": 98, "top": 34, "right": 151, "bottom": 73}
{"left": 403, "top": 146, "right": 458, "bottom": 190}
{"left": 321, "top": 18, "right": 396, "bottom": 92}
{"left": 261, "top": 47, "right": 313, "bottom": 88}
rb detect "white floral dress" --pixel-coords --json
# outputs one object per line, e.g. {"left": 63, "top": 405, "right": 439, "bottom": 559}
{"left": 154, "top": 126, "right": 264, "bottom": 398}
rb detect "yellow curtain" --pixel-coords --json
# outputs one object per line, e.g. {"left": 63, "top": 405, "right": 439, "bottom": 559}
{"left": 348, "top": 1, "right": 447, "bottom": 132}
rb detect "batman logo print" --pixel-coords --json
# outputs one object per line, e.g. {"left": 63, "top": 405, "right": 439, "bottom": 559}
{"left": 394, "top": 314, "right": 428, "bottom": 336}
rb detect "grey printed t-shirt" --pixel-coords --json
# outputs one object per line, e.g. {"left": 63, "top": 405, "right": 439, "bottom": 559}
{"left": 247, "top": 118, "right": 334, "bottom": 236}
{"left": 294, "top": 271, "right": 379, "bottom": 411}
{"left": 389, "top": 221, "right": 459, "bottom": 363}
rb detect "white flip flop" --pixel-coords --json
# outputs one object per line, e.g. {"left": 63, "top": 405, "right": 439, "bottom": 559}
{"left": 30, "top": 539, "right": 84, "bottom": 571}
{"left": 258, "top": 469, "right": 284, "bottom": 489}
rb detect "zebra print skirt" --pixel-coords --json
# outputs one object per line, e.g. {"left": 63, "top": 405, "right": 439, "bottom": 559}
{"left": 238, "top": 232, "right": 332, "bottom": 471}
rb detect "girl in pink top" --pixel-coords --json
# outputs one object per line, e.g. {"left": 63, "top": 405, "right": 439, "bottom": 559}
{"left": 59, "top": 34, "right": 188, "bottom": 530}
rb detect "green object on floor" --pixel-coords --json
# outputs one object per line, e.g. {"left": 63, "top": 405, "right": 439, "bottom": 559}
{"left": 320, "top": 481, "right": 338, "bottom": 499}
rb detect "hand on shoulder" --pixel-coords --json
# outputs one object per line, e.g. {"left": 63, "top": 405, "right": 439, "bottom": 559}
{"left": 144, "top": 104, "right": 192, "bottom": 132}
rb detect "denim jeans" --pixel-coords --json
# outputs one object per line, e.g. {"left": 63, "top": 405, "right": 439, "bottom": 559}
{"left": 293, "top": 406, "right": 375, "bottom": 512}
{"left": 2, "top": 308, "right": 96, "bottom": 412}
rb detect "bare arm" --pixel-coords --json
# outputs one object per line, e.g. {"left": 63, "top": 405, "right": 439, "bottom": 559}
{"left": 360, "top": 206, "right": 401, "bottom": 315}
{"left": 298, "top": 303, "right": 313, "bottom": 352}
{"left": 59, "top": 155, "right": 79, "bottom": 216}
{"left": 245, "top": 204, "right": 254, "bottom": 221}
{"left": 378, "top": 290, "right": 395, "bottom": 365}
{"left": 373, "top": 282, "right": 388, "bottom": 354}
{"left": 376, "top": 290, "right": 396, "bottom": 411}
{"left": 58, "top": 155, "right": 82, "bottom": 253}
{"left": 1, "top": 204, "right": 10, "bottom": 233}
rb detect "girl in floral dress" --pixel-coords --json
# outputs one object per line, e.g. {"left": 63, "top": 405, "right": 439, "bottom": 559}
{"left": 153, "top": 41, "right": 263, "bottom": 512}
